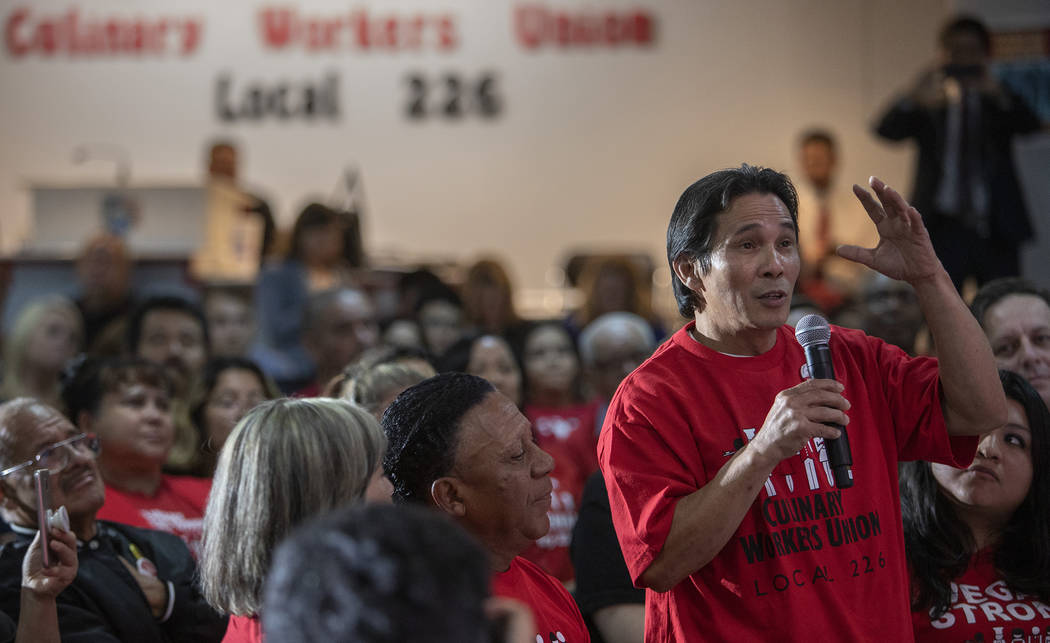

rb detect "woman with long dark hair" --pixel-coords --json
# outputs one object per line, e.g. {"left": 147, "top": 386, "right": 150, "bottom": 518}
{"left": 902, "top": 369, "right": 1050, "bottom": 641}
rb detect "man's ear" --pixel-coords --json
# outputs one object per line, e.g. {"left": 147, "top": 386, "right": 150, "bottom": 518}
{"left": 672, "top": 255, "right": 705, "bottom": 295}
{"left": 0, "top": 480, "right": 17, "bottom": 514}
{"left": 430, "top": 477, "right": 467, "bottom": 518}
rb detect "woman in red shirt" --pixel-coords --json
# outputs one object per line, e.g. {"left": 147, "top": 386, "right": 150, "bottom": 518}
{"left": 903, "top": 370, "right": 1050, "bottom": 642}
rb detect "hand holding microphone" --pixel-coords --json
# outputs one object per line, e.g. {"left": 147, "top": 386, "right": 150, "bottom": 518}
{"left": 795, "top": 314, "right": 854, "bottom": 489}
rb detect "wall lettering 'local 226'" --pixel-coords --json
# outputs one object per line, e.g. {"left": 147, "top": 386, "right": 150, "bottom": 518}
{"left": 3, "top": 4, "right": 658, "bottom": 124}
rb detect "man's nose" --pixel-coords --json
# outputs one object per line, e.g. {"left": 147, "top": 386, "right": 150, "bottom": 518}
{"left": 760, "top": 245, "right": 785, "bottom": 278}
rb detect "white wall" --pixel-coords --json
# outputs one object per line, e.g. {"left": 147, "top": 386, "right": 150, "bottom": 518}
{"left": 0, "top": 0, "right": 955, "bottom": 297}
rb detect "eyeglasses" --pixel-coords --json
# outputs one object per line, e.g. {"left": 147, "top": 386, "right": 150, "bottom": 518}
{"left": 0, "top": 433, "right": 101, "bottom": 479}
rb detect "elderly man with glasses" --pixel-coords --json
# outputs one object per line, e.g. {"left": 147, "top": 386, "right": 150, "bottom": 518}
{"left": 0, "top": 398, "right": 227, "bottom": 642}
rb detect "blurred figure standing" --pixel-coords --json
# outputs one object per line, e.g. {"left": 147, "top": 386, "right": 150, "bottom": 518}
{"left": 874, "top": 15, "right": 1041, "bottom": 290}
{"left": 795, "top": 129, "right": 878, "bottom": 308}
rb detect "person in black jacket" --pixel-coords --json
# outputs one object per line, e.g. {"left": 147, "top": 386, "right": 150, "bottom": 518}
{"left": 874, "top": 15, "right": 1041, "bottom": 290}
{"left": 0, "top": 398, "right": 227, "bottom": 642}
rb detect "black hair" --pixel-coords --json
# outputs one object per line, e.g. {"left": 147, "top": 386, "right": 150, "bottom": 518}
{"left": 288, "top": 203, "right": 340, "bottom": 262}
{"left": 970, "top": 277, "right": 1050, "bottom": 329}
{"left": 939, "top": 15, "right": 992, "bottom": 55}
{"left": 263, "top": 503, "right": 489, "bottom": 643}
{"left": 433, "top": 333, "right": 480, "bottom": 374}
{"left": 666, "top": 164, "right": 799, "bottom": 317}
{"left": 799, "top": 129, "right": 837, "bottom": 152}
{"left": 61, "top": 355, "right": 173, "bottom": 423}
{"left": 381, "top": 373, "right": 494, "bottom": 504}
{"left": 125, "top": 294, "right": 209, "bottom": 356}
{"left": 901, "top": 370, "right": 1050, "bottom": 617}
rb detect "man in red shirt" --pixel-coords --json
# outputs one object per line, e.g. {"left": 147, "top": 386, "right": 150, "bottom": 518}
{"left": 599, "top": 165, "right": 1006, "bottom": 641}
{"left": 383, "top": 373, "right": 590, "bottom": 643}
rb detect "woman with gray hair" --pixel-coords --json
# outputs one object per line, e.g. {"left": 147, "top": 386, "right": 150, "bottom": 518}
{"left": 199, "top": 397, "right": 392, "bottom": 643}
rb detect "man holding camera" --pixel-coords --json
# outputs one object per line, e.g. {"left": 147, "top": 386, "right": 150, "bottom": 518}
{"left": 874, "top": 15, "right": 1040, "bottom": 290}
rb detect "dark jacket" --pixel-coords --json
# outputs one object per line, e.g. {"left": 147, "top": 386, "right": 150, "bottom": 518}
{"left": 874, "top": 86, "right": 1041, "bottom": 244}
{"left": 0, "top": 521, "right": 227, "bottom": 643}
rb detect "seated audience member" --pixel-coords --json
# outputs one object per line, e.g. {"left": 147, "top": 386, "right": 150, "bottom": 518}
{"left": 263, "top": 504, "right": 495, "bottom": 643}
{"left": 0, "top": 398, "right": 227, "bottom": 641}
{"left": 63, "top": 357, "right": 211, "bottom": 556}
{"left": 578, "top": 312, "right": 655, "bottom": 431}
{"left": 416, "top": 289, "right": 467, "bottom": 362}
{"left": 383, "top": 373, "right": 590, "bottom": 642}
{"left": 568, "top": 256, "right": 664, "bottom": 343}
{"left": 0, "top": 296, "right": 82, "bottom": 410}
{"left": 857, "top": 272, "right": 925, "bottom": 355}
{"left": 571, "top": 471, "right": 645, "bottom": 643}
{"left": 382, "top": 318, "right": 425, "bottom": 351}
{"left": 971, "top": 278, "right": 1050, "bottom": 407}
{"left": 203, "top": 286, "right": 256, "bottom": 358}
{"left": 336, "top": 356, "right": 435, "bottom": 420}
{"left": 296, "top": 288, "right": 379, "bottom": 398}
{"left": 126, "top": 294, "right": 210, "bottom": 473}
{"left": 253, "top": 203, "right": 355, "bottom": 390}
{"left": 189, "top": 357, "right": 278, "bottom": 476}
{"left": 521, "top": 322, "right": 599, "bottom": 583}
{"left": 462, "top": 257, "right": 530, "bottom": 347}
{"left": 6, "top": 513, "right": 78, "bottom": 643}
{"left": 74, "top": 233, "right": 134, "bottom": 356}
{"left": 439, "top": 334, "right": 524, "bottom": 408}
{"left": 902, "top": 370, "right": 1050, "bottom": 641}
{"left": 200, "top": 398, "right": 391, "bottom": 643}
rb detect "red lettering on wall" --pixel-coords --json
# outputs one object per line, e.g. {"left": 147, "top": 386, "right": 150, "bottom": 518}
{"left": 515, "top": 4, "right": 656, "bottom": 50}
{"left": 3, "top": 6, "right": 203, "bottom": 58}
{"left": 256, "top": 6, "right": 457, "bottom": 53}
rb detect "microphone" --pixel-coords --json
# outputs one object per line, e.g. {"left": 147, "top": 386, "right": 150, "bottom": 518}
{"left": 794, "top": 314, "right": 853, "bottom": 489}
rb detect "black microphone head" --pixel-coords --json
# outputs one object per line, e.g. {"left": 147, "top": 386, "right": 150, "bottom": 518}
{"left": 795, "top": 314, "right": 831, "bottom": 348}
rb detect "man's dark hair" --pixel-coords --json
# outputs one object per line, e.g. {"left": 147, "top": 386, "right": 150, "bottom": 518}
{"left": 799, "top": 129, "right": 836, "bottom": 152}
{"left": 901, "top": 370, "right": 1050, "bottom": 617}
{"left": 970, "top": 277, "right": 1050, "bottom": 328}
{"left": 62, "top": 356, "right": 173, "bottom": 422}
{"left": 125, "top": 294, "right": 209, "bottom": 355}
{"left": 381, "top": 373, "right": 494, "bottom": 504}
{"left": 939, "top": 15, "right": 992, "bottom": 55}
{"left": 263, "top": 503, "right": 490, "bottom": 643}
{"left": 666, "top": 164, "right": 799, "bottom": 317}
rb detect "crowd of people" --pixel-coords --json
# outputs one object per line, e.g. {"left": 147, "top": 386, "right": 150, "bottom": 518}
{"left": 0, "top": 12, "right": 1045, "bottom": 643}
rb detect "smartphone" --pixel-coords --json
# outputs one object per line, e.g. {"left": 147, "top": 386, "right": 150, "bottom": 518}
{"left": 34, "top": 469, "right": 52, "bottom": 568}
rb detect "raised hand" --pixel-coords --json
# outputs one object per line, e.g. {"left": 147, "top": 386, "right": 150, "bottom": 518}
{"left": 837, "top": 176, "right": 943, "bottom": 285}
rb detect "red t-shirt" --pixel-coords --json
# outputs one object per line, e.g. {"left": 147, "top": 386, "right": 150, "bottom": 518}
{"left": 599, "top": 322, "right": 977, "bottom": 642}
{"left": 222, "top": 615, "right": 261, "bottom": 643}
{"left": 912, "top": 549, "right": 1050, "bottom": 642}
{"left": 491, "top": 556, "right": 590, "bottom": 643}
{"left": 97, "top": 475, "right": 212, "bottom": 558}
{"left": 522, "top": 402, "right": 599, "bottom": 581}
